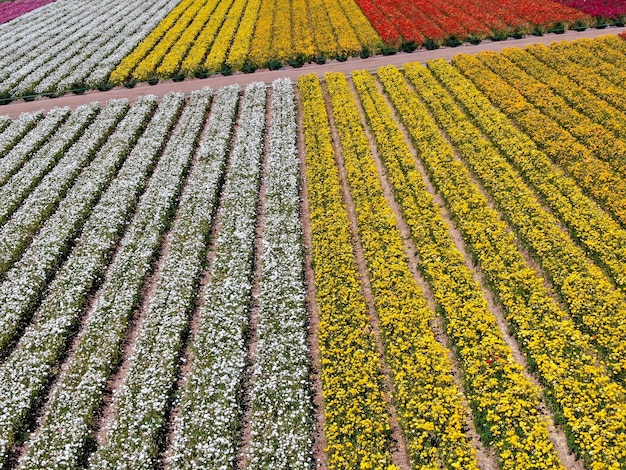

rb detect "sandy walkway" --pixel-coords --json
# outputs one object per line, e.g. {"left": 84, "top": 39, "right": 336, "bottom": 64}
{"left": 2, "top": 25, "right": 626, "bottom": 117}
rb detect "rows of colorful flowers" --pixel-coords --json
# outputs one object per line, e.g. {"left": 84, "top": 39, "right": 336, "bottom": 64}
{"left": 0, "top": 0, "right": 623, "bottom": 96}
{"left": 4, "top": 33, "right": 626, "bottom": 469}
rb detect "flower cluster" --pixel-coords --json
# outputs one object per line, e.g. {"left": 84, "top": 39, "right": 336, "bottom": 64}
{"left": 553, "top": 0, "right": 626, "bottom": 17}
{"left": 0, "top": 95, "right": 163, "bottom": 467}
{"left": 83, "top": 88, "right": 219, "bottom": 469}
{"left": 0, "top": 111, "right": 43, "bottom": 159}
{"left": 0, "top": 101, "right": 105, "bottom": 228}
{"left": 0, "top": 107, "right": 70, "bottom": 187}
{"left": 0, "top": 0, "right": 55, "bottom": 25}
{"left": 16, "top": 92, "right": 185, "bottom": 469}
{"left": 531, "top": 38, "right": 626, "bottom": 118}
{"left": 324, "top": 71, "right": 479, "bottom": 469}
{"left": 243, "top": 78, "right": 314, "bottom": 468}
{"left": 0, "top": 0, "right": 179, "bottom": 97}
{"left": 450, "top": 53, "right": 626, "bottom": 377}
{"left": 298, "top": 73, "right": 395, "bottom": 469}
{"left": 112, "top": 0, "right": 380, "bottom": 82}
{"left": 354, "top": 0, "right": 586, "bottom": 48}
{"left": 352, "top": 68, "right": 561, "bottom": 469}
{"left": 167, "top": 82, "right": 266, "bottom": 469}
{"left": 378, "top": 63, "right": 626, "bottom": 468}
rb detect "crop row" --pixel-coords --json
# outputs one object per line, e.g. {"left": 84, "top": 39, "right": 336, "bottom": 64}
{"left": 298, "top": 73, "right": 394, "bottom": 468}
{"left": 376, "top": 61, "right": 626, "bottom": 467}
{"left": 110, "top": 0, "right": 381, "bottom": 83}
{"left": 323, "top": 71, "right": 479, "bottom": 468}
{"left": 244, "top": 78, "right": 313, "bottom": 467}
{"left": 351, "top": 69, "right": 561, "bottom": 468}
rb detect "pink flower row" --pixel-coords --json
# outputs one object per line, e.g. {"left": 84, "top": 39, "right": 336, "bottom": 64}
{"left": 0, "top": 0, "right": 55, "bottom": 24}
{"left": 554, "top": 0, "right": 626, "bottom": 17}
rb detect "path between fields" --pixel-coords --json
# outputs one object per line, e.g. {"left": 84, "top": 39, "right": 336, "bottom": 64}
{"left": 2, "top": 25, "right": 626, "bottom": 117}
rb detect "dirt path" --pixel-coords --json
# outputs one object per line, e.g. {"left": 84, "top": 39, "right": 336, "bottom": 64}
{"left": 1, "top": 26, "right": 625, "bottom": 117}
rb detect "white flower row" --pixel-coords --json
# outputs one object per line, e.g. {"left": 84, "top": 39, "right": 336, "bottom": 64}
{"left": 0, "top": 107, "right": 70, "bottom": 185}
{"left": 90, "top": 85, "right": 240, "bottom": 470}
{"left": 0, "top": 93, "right": 180, "bottom": 468}
{"left": 0, "top": 0, "right": 179, "bottom": 97}
{"left": 18, "top": 90, "right": 209, "bottom": 470}
{"left": 0, "top": 99, "right": 131, "bottom": 278}
{"left": 0, "top": 111, "right": 43, "bottom": 158}
{"left": 0, "top": 97, "right": 153, "bottom": 354}
{"left": 245, "top": 78, "right": 313, "bottom": 469}
{"left": 168, "top": 82, "right": 267, "bottom": 470}
{"left": 0, "top": 114, "right": 11, "bottom": 134}
{"left": 0, "top": 101, "right": 102, "bottom": 227}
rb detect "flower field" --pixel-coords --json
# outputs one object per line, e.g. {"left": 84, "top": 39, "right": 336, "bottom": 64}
{"left": 0, "top": 0, "right": 624, "bottom": 97}
{"left": 0, "top": 0, "right": 55, "bottom": 25}
{"left": 2, "top": 34, "right": 626, "bottom": 469}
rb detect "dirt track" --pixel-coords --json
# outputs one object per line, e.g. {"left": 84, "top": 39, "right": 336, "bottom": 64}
{"left": 2, "top": 25, "right": 626, "bottom": 117}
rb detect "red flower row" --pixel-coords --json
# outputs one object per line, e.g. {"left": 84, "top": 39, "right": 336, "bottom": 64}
{"left": 354, "top": 0, "right": 589, "bottom": 45}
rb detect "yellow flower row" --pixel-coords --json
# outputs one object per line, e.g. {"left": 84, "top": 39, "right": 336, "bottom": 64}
{"left": 203, "top": 0, "right": 249, "bottom": 72}
{"left": 111, "top": 0, "right": 381, "bottom": 80}
{"left": 530, "top": 38, "right": 626, "bottom": 126}
{"left": 351, "top": 68, "right": 561, "bottom": 469}
{"left": 492, "top": 47, "right": 626, "bottom": 171}
{"left": 428, "top": 56, "right": 626, "bottom": 292}
{"left": 108, "top": 0, "right": 194, "bottom": 83}
{"left": 177, "top": 0, "right": 236, "bottom": 75}
{"left": 453, "top": 52, "right": 626, "bottom": 228}
{"left": 226, "top": 0, "right": 262, "bottom": 69}
{"left": 407, "top": 59, "right": 626, "bottom": 381}
{"left": 505, "top": 45, "right": 626, "bottom": 145}
{"left": 377, "top": 64, "right": 626, "bottom": 468}
{"left": 297, "top": 74, "right": 394, "bottom": 470}
{"left": 324, "top": 71, "right": 478, "bottom": 468}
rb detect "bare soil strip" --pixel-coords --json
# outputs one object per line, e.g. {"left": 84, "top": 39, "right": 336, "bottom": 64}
{"left": 294, "top": 88, "right": 329, "bottom": 470}
{"left": 346, "top": 77, "right": 498, "bottom": 470}
{"left": 375, "top": 75, "right": 582, "bottom": 468}
{"left": 2, "top": 27, "right": 625, "bottom": 117}
{"left": 320, "top": 80, "right": 411, "bottom": 470}
{"left": 237, "top": 89, "right": 270, "bottom": 469}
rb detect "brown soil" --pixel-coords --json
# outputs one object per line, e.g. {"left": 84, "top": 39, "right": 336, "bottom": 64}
{"left": 321, "top": 79, "right": 412, "bottom": 470}
{"left": 295, "top": 89, "right": 329, "bottom": 470}
{"left": 1, "top": 27, "right": 625, "bottom": 117}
